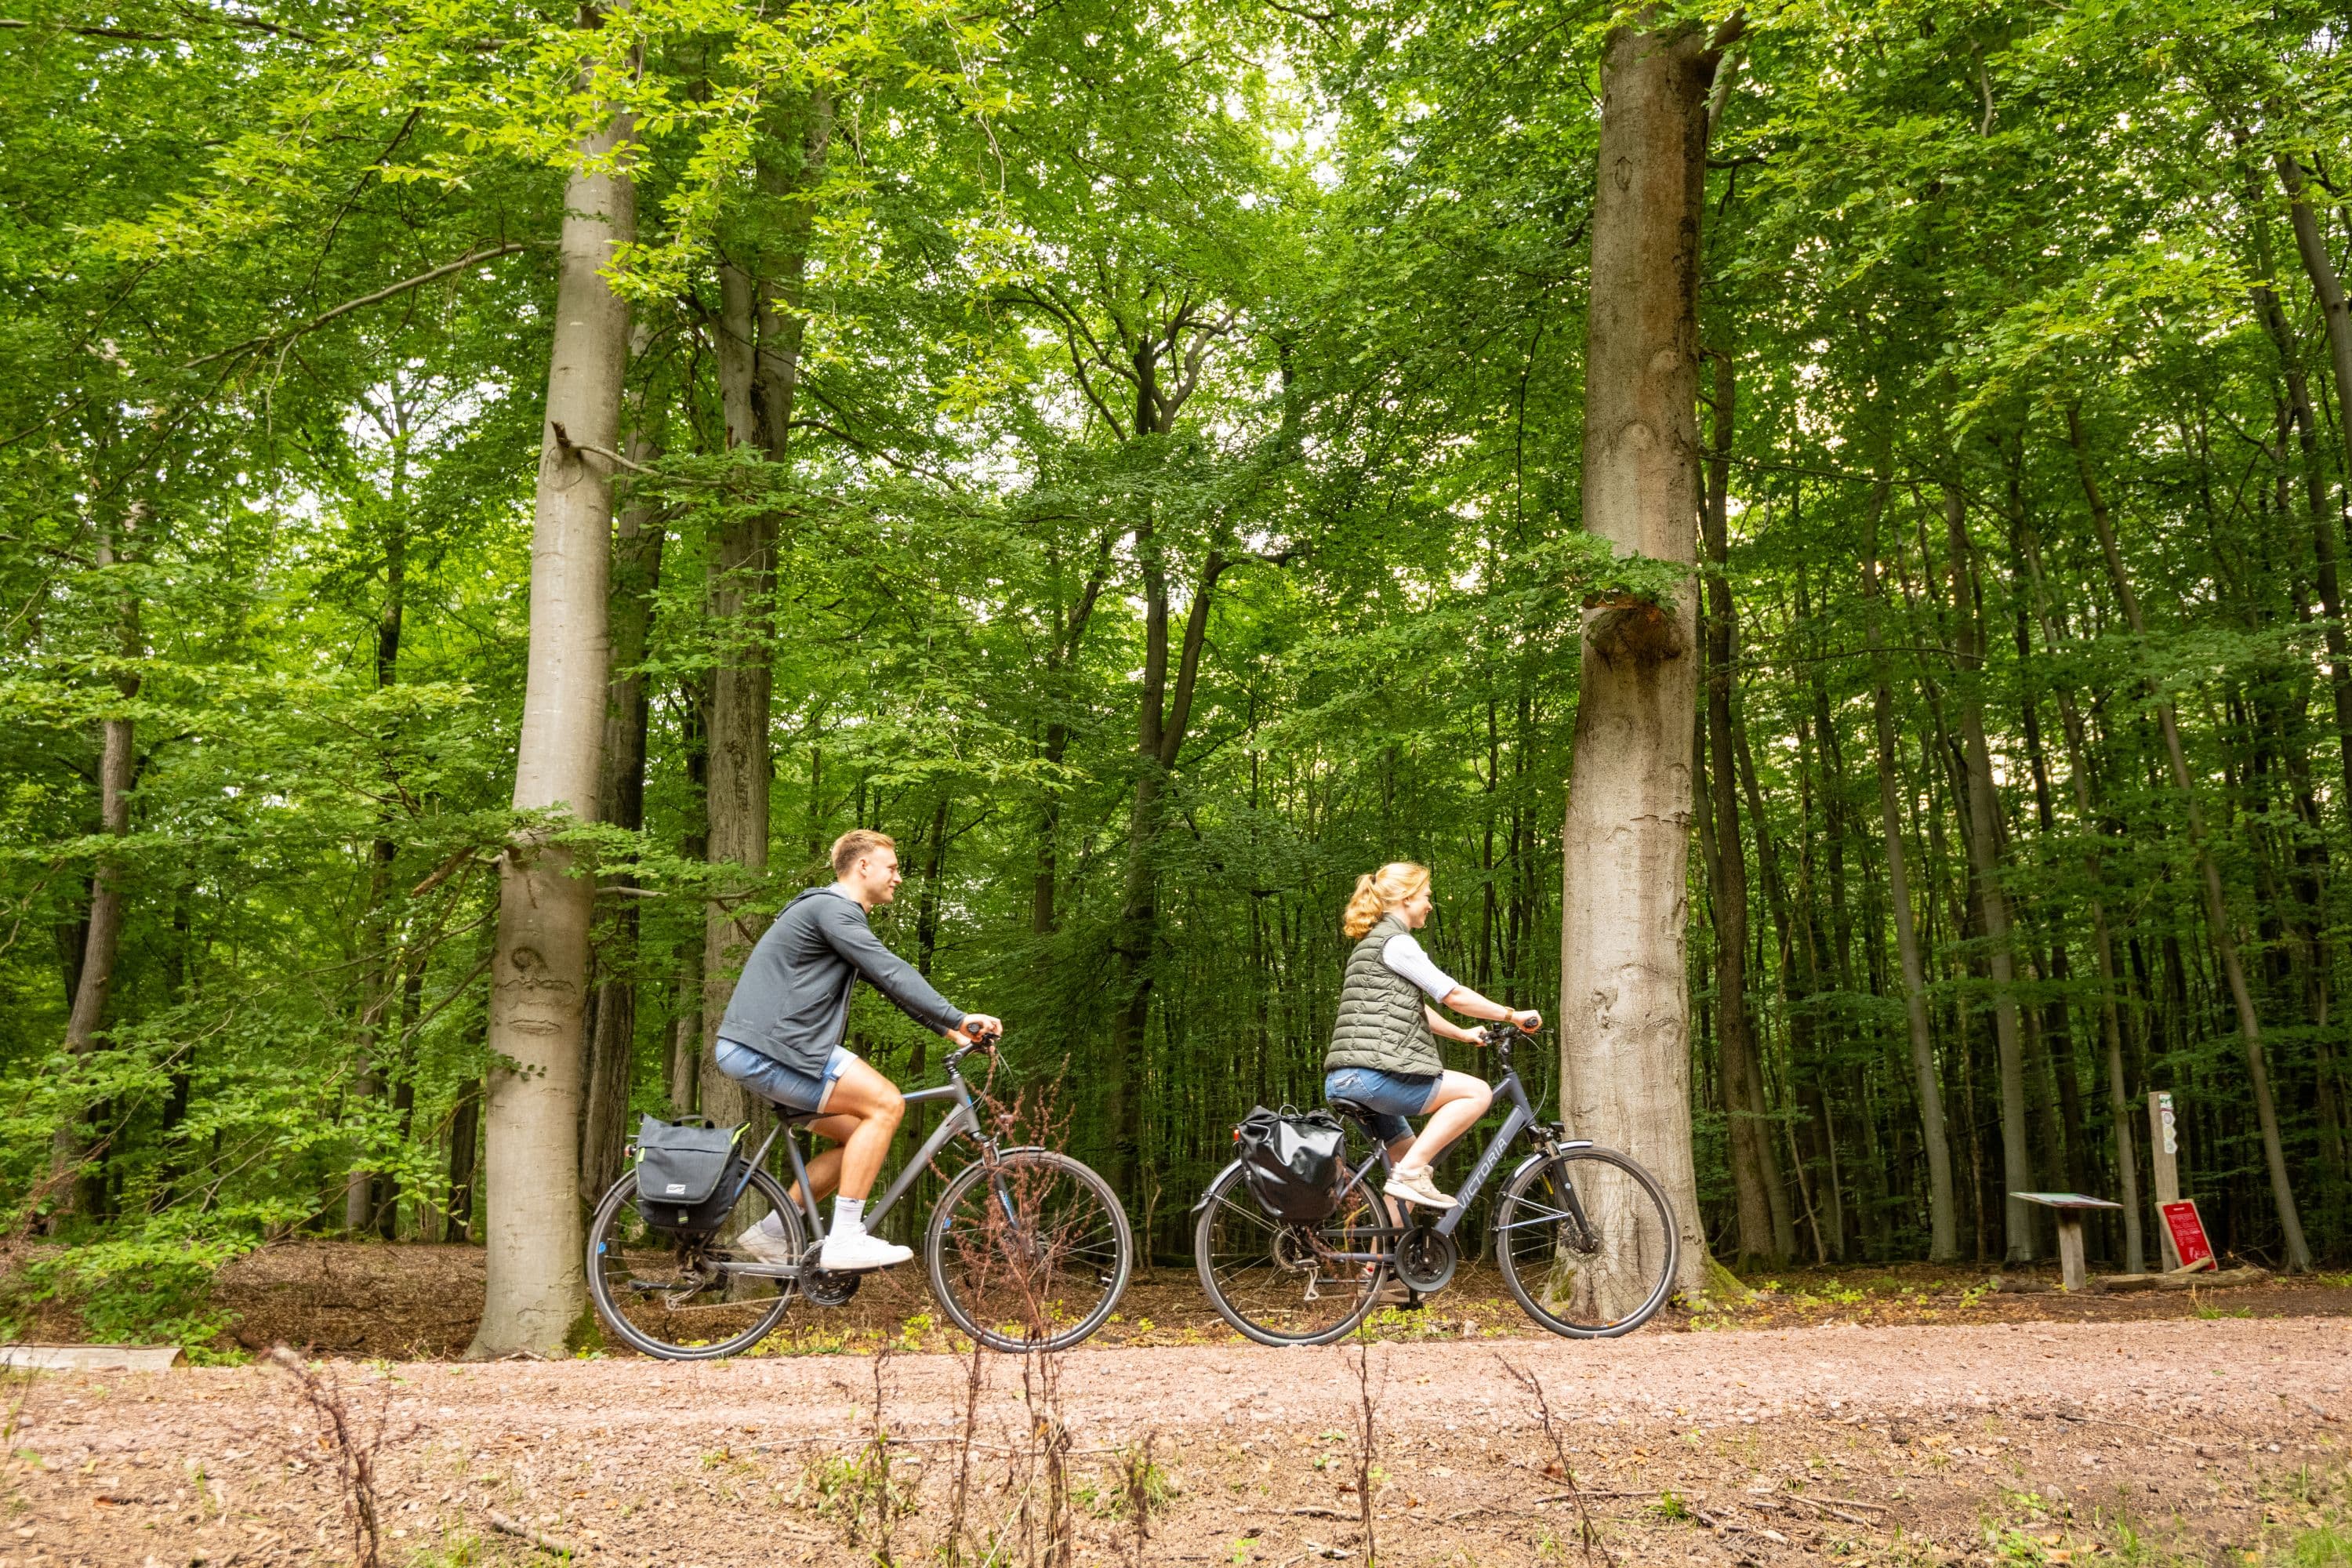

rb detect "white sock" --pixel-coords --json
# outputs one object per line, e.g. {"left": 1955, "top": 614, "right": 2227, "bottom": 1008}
{"left": 755, "top": 1211, "right": 789, "bottom": 1240}
{"left": 832, "top": 1196, "right": 866, "bottom": 1237}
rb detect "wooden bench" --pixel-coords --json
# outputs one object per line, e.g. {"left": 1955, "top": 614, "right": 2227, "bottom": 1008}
{"left": 2014, "top": 1192, "right": 2125, "bottom": 1290}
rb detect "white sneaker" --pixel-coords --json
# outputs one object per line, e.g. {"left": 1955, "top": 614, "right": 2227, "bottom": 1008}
{"left": 733, "top": 1221, "right": 797, "bottom": 1265}
{"left": 1385, "top": 1164, "right": 1457, "bottom": 1210}
{"left": 819, "top": 1228, "right": 913, "bottom": 1272}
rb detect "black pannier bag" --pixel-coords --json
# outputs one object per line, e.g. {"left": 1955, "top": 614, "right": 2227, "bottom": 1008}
{"left": 1235, "top": 1105, "right": 1347, "bottom": 1221}
{"left": 633, "top": 1115, "right": 747, "bottom": 1235}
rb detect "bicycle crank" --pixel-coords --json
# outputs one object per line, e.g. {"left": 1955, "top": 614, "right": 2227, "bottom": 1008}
{"left": 798, "top": 1242, "right": 862, "bottom": 1308}
{"left": 1393, "top": 1226, "right": 1457, "bottom": 1294}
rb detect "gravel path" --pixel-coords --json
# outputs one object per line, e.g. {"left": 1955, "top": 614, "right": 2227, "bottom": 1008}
{"left": 10, "top": 1317, "right": 2347, "bottom": 1566}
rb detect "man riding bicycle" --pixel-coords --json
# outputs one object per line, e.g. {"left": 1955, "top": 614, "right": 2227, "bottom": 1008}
{"left": 714, "top": 828, "right": 1002, "bottom": 1272}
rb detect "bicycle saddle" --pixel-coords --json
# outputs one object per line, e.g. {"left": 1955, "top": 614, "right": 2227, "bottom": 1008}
{"left": 1325, "top": 1097, "right": 1384, "bottom": 1127}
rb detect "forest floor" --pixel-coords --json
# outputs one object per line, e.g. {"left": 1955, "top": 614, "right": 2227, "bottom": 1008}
{"left": 3, "top": 1313, "right": 2348, "bottom": 1568}
{"left": 95, "top": 1242, "right": 2352, "bottom": 1359}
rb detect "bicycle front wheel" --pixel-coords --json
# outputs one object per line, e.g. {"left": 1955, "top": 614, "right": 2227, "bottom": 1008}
{"left": 925, "top": 1149, "right": 1133, "bottom": 1352}
{"left": 1194, "top": 1163, "right": 1391, "bottom": 1347}
{"left": 1494, "top": 1145, "right": 1678, "bottom": 1338}
{"left": 586, "top": 1167, "right": 804, "bottom": 1359}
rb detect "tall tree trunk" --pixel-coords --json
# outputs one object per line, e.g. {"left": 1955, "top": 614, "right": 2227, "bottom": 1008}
{"left": 50, "top": 499, "right": 143, "bottom": 1229}
{"left": 1733, "top": 714, "right": 1803, "bottom": 1261}
{"left": 582, "top": 398, "right": 665, "bottom": 1209}
{"left": 2015, "top": 512, "right": 2143, "bottom": 1269}
{"left": 1105, "top": 525, "right": 1227, "bottom": 1203}
{"left": 1697, "top": 349, "right": 1785, "bottom": 1265}
{"left": 1860, "top": 458, "right": 1958, "bottom": 1261}
{"left": 1556, "top": 6, "right": 1728, "bottom": 1299}
{"left": 351, "top": 418, "right": 412, "bottom": 1234}
{"left": 2278, "top": 153, "right": 2352, "bottom": 492}
{"left": 2247, "top": 188, "right": 2352, "bottom": 816}
{"left": 2067, "top": 407, "right": 2313, "bottom": 1272}
{"left": 670, "top": 672, "right": 708, "bottom": 1114}
{"left": 698, "top": 99, "right": 827, "bottom": 1130}
{"left": 445, "top": 1076, "right": 481, "bottom": 1243}
{"left": 1033, "top": 532, "right": 1115, "bottom": 935}
{"left": 1696, "top": 713, "right": 1776, "bottom": 1263}
{"left": 698, "top": 260, "right": 775, "bottom": 1135}
{"left": 466, "top": 55, "right": 634, "bottom": 1357}
{"left": 1937, "top": 478, "right": 2036, "bottom": 1262}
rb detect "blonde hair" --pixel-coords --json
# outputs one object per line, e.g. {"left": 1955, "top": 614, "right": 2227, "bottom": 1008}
{"left": 1341, "top": 862, "right": 1431, "bottom": 941}
{"left": 831, "top": 828, "right": 898, "bottom": 878}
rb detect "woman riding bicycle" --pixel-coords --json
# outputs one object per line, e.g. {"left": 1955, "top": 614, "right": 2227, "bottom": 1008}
{"left": 1325, "top": 862, "right": 1540, "bottom": 1212}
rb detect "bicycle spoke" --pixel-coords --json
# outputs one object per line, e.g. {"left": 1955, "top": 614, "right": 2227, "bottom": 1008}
{"left": 1495, "top": 1149, "right": 1676, "bottom": 1338}
{"left": 926, "top": 1151, "right": 1131, "bottom": 1352}
{"left": 1194, "top": 1165, "right": 1389, "bottom": 1347}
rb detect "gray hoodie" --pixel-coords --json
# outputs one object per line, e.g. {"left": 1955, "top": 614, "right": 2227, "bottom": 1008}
{"left": 716, "top": 886, "right": 965, "bottom": 1074}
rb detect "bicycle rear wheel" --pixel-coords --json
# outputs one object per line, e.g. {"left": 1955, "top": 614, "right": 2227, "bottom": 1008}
{"left": 1194, "top": 1163, "right": 1392, "bottom": 1347}
{"left": 586, "top": 1168, "right": 804, "bottom": 1359}
{"left": 925, "top": 1149, "right": 1133, "bottom": 1352}
{"left": 1493, "top": 1145, "right": 1677, "bottom": 1338}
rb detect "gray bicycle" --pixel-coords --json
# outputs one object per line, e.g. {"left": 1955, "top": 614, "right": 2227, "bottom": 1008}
{"left": 588, "top": 1036, "right": 1132, "bottom": 1359}
{"left": 1193, "top": 1023, "right": 1679, "bottom": 1345}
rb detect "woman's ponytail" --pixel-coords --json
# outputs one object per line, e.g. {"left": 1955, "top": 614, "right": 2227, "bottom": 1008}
{"left": 1341, "top": 862, "right": 1431, "bottom": 940}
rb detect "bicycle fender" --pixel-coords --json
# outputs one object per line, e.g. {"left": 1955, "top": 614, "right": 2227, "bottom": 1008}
{"left": 1495, "top": 1142, "right": 1596, "bottom": 1211}
{"left": 1192, "top": 1158, "right": 1245, "bottom": 1213}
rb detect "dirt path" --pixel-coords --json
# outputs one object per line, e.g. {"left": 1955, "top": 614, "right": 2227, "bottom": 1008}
{"left": 11, "top": 1317, "right": 2350, "bottom": 1566}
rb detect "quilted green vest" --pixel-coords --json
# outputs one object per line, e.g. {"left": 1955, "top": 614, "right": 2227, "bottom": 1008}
{"left": 1323, "top": 912, "right": 1443, "bottom": 1078}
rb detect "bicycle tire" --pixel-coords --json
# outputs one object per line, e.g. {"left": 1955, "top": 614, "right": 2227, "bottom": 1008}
{"left": 924, "top": 1149, "right": 1133, "bottom": 1353}
{"left": 1493, "top": 1145, "right": 1678, "bottom": 1338}
{"left": 1193, "top": 1163, "right": 1391, "bottom": 1348}
{"left": 586, "top": 1167, "right": 804, "bottom": 1359}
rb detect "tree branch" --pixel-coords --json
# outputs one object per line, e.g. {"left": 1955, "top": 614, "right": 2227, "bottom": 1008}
{"left": 184, "top": 242, "right": 535, "bottom": 369}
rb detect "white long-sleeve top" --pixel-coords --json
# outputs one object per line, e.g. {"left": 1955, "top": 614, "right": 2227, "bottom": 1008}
{"left": 1379, "top": 930, "right": 1457, "bottom": 1004}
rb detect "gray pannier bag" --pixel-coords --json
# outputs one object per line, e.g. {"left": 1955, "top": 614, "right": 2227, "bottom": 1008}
{"left": 633, "top": 1115, "right": 746, "bottom": 1235}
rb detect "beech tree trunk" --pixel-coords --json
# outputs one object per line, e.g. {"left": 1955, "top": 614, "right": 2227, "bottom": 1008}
{"left": 350, "top": 412, "right": 412, "bottom": 1234}
{"left": 698, "top": 99, "right": 826, "bottom": 1130}
{"left": 1939, "top": 483, "right": 2034, "bottom": 1262}
{"left": 50, "top": 501, "right": 141, "bottom": 1229}
{"left": 2016, "top": 507, "right": 2142, "bottom": 1272}
{"left": 582, "top": 398, "right": 664, "bottom": 1207}
{"left": 1697, "top": 350, "right": 1785, "bottom": 1266}
{"left": 697, "top": 259, "right": 775, "bottom": 1136}
{"left": 2278, "top": 154, "right": 2352, "bottom": 488}
{"left": 1860, "top": 463, "right": 1958, "bottom": 1262}
{"left": 467, "top": 68, "right": 635, "bottom": 1358}
{"left": 1556, "top": 9, "right": 1723, "bottom": 1299}
{"left": 2067, "top": 408, "right": 2310, "bottom": 1272}
{"left": 2247, "top": 190, "right": 2352, "bottom": 816}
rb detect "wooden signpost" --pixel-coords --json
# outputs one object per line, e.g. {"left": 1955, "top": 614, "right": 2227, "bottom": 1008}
{"left": 2149, "top": 1091, "right": 2182, "bottom": 1270}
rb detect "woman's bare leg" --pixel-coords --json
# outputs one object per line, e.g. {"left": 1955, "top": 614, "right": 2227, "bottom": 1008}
{"left": 1400, "top": 1072, "right": 1491, "bottom": 1171}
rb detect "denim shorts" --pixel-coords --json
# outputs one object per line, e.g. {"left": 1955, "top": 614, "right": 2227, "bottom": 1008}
{"left": 1323, "top": 1065, "right": 1440, "bottom": 1145}
{"left": 714, "top": 1037, "right": 855, "bottom": 1115}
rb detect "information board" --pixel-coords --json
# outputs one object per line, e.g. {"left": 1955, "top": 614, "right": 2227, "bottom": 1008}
{"left": 2160, "top": 1199, "right": 2215, "bottom": 1272}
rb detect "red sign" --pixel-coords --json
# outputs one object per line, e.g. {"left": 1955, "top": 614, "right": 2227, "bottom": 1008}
{"left": 2161, "top": 1200, "right": 2215, "bottom": 1271}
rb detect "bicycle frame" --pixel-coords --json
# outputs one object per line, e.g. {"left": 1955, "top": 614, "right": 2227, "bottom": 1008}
{"left": 768, "top": 1055, "right": 993, "bottom": 1244}
{"left": 1322, "top": 1033, "right": 1595, "bottom": 1261}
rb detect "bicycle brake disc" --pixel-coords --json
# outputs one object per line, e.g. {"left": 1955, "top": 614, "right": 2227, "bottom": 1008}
{"left": 1393, "top": 1226, "right": 1457, "bottom": 1293}
{"left": 798, "top": 1243, "right": 862, "bottom": 1308}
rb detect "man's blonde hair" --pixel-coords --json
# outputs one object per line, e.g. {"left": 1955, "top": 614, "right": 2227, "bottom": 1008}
{"left": 831, "top": 828, "right": 898, "bottom": 879}
{"left": 1341, "top": 862, "right": 1431, "bottom": 940}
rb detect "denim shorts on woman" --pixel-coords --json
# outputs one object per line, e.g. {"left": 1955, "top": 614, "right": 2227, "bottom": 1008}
{"left": 1323, "top": 1065, "right": 1440, "bottom": 1145}
{"left": 713, "top": 1036, "right": 856, "bottom": 1115}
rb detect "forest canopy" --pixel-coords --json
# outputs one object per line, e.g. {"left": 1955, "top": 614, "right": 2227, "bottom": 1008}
{"left": 5, "top": 0, "right": 2351, "bottom": 1348}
